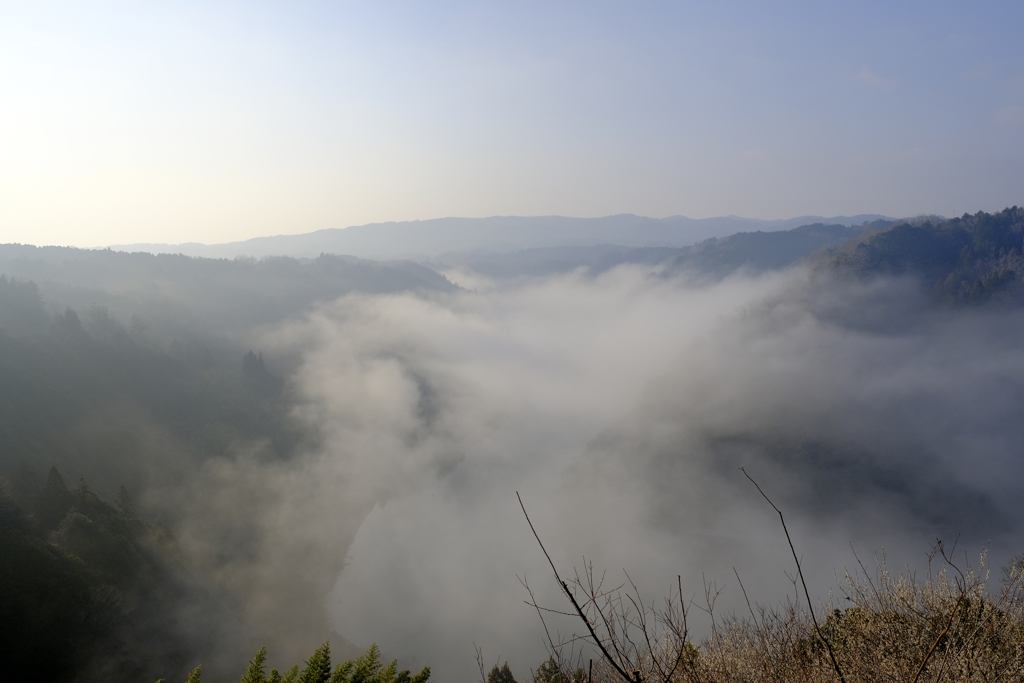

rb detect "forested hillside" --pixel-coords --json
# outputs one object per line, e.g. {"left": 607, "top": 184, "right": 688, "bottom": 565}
{"left": 0, "top": 247, "right": 456, "bottom": 357}
{"left": 0, "top": 275, "right": 304, "bottom": 494}
{"left": 0, "top": 250, "right": 455, "bottom": 682}
{"left": 828, "top": 206, "right": 1024, "bottom": 305}
{"left": 1, "top": 466, "right": 211, "bottom": 682}
{"left": 0, "top": 274, "right": 309, "bottom": 681}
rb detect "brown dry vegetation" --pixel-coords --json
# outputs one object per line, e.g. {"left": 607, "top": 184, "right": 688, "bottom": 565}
{"left": 520, "top": 487, "right": 1024, "bottom": 683}
{"left": 540, "top": 550, "right": 1024, "bottom": 683}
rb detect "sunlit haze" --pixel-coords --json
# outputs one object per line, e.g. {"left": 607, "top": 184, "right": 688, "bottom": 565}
{"left": 2, "top": 0, "right": 1023, "bottom": 247}
{"left": 4, "top": 4, "right": 1024, "bottom": 682}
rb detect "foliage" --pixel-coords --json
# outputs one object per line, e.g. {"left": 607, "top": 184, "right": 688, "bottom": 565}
{"left": 533, "top": 657, "right": 584, "bottom": 683}
{"left": 488, "top": 662, "right": 518, "bottom": 683}
{"left": 828, "top": 206, "right": 1024, "bottom": 306}
{"left": 329, "top": 642, "right": 430, "bottom": 683}
{"left": 299, "top": 643, "right": 333, "bottom": 683}
{"left": 0, "top": 279, "right": 316, "bottom": 680}
{"left": 241, "top": 647, "right": 268, "bottom": 683}
{"left": 162, "top": 643, "right": 434, "bottom": 683}
{"left": 0, "top": 275, "right": 48, "bottom": 334}
{"left": 533, "top": 658, "right": 561, "bottom": 683}
{"left": 0, "top": 466, "right": 205, "bottom": 683}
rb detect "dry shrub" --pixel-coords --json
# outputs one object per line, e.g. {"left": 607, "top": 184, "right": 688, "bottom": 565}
{"left": 520, "top": 488, "right": 1024, "bottom": 683}
{"left": 569, "top": 549, "right": 1024, "bottom": 683}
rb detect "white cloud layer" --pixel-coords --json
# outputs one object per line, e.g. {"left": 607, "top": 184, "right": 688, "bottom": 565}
{"left": 164, "top": 264, "right": 1024, "bottom": 679}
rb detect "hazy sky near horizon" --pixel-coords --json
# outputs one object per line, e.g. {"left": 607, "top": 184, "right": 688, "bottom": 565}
{"left": 2, "top": 1, "right": 1023, "bottom": 247}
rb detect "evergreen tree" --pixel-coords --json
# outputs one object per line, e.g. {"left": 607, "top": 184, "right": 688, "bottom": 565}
{"left": 488, "top": 662, "right": 517, "bottom": 683}
{"left": 329, "top": 644, "right": 430, "bottom": 683}
{"left": 533, "top": 658, "right": 562, "bottom": 683}
{"left": 240, "top": 647, "right": 267, "bottom": 683}
{"left": 298, "top": 643, "right": 332, "bottom": 683}
{"left": 186, "top": 665, "right": 202, "bottom": 683}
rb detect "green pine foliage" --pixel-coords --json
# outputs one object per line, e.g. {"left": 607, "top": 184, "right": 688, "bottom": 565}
{"left": 196, "top": 645, "right": 433, "bottom": 683}
{"left": 488, "top": 662, "right": 518, "bottom": 683}
{"left": 327, "top": 643, "right": 430, "bottom": 683}
{"left": 0, "top": 465, "right": 206, "bottom": 683}
{"left": 299, "top": 643, "right": 333, "bottom": 683}
{"left": 185, "top": 665, "right": 202, "bottom": 683}
{"left": 240, "top": 646, "right": 268, "bottom": 683}
{"left": 0, "top": 275, "right": 314, "bottom": 681}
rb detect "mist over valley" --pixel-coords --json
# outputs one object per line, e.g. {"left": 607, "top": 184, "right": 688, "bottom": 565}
{"left": 4, "top": 209, "right": 1024, "bottom": 681}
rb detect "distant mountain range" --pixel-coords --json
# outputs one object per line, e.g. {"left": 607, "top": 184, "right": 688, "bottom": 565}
{"left": 445, "top": 221, "right": 893, "bottom": 280}
{"left": 107, "top": 213, "right": 892, "bottom": 260}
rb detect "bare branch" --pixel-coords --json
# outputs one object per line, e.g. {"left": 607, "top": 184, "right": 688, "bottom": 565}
{"left": 518, "top": 492, "right": 635, "bottom": 683}
{"left": 740, "top": 467, "right": 847, "bottom": 683}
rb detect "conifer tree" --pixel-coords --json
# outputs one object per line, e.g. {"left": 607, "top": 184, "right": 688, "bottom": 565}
{"left": 329, "top": 660, "right": 354, "bottom": 683}
{"left": 298, "top": 643, "right": 332, "bottom": 683}
{"left": 240, "top": 647, "right": 267, "bottom": 683}
{"left": 488, "top": 662, "right": 517, "bottom": 683}
{"left": 330, "top": 644, "right": 430, "bottom": 683}
{"left": 186, "top": 665, "right": 202, "bottom": 683}
{"left": 347, "top": 643, "right": 382, "bottom": 683}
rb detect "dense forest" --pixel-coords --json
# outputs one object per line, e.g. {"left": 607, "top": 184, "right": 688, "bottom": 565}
{"left": 0, "top": 254, "right": 454, "bottom": 682}
{"left": 828, "top": 206, "right": 1024, "bottom": 305}
{"left": 0, "top": 274, "right": 311, "bottom": 681}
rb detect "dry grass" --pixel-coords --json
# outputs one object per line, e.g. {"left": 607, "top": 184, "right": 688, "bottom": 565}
{"left": 571, "top": 549, "right": 1024, "bottom": 683}
{"left": 519, "top": 487, "right": 1024, "bottom": 683}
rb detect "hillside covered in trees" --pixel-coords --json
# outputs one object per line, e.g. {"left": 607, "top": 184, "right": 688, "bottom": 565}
{"left": 0, "top": 251, "right": 456, "bottom": 682}
{"left": 827, "top": 206, "right": 1024, "bottom": 305}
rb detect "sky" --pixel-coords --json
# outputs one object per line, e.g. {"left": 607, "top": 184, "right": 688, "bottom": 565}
{"left": 1, "top": 0, "right": 1023, "bottom": 248}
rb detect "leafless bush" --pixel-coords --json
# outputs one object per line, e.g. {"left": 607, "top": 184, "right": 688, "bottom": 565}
{"left": 519, "top": 485, "right": 1024, "bottom": 683}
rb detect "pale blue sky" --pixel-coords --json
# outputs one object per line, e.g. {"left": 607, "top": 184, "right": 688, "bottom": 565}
{"left": 2, "top": 1, "right": 1022, "bottom": 246}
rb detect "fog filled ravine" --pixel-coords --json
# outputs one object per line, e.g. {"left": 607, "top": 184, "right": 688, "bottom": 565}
{"left": 4, "top": 209, "right": 1024, "bottom": 682}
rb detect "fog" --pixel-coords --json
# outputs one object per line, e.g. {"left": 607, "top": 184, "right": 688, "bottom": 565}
{"left": 160, "top": 262, "right": 1024, "bottom": 680}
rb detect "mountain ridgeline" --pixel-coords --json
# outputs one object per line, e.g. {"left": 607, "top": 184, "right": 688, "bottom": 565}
{"left": 429, "top": 221, "right": 890, "bottom": 279}
{"left": 827, "top": 206, "right": 1024, "bottom": 305}
{"left": 457, "top": 208, "right": 1024, "bottom": 305}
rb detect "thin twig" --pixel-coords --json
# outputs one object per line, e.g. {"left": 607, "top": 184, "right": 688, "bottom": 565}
{"left": 740, "top": 467, "right": 848, "bottom": 683}
{"left": 519, "top": 574, "right": 559, "bottom": 658}
{"left": 912, "top": 590, "right": 964, "bottom": 683}
{"left": 518, "top": 492, "right": 635, "bottom": 683}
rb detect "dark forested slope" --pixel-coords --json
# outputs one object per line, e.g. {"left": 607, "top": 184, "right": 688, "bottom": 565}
{"left": 828, "top": 206, "right": 1024, "bottom": 305}
{"left": 661, "top": 221, "right": 884, "bottom": 276}
{"left": 0, "top": 275, "right": 308, "bottom": 682}
{"left": 0, "top": 250, "right": 455, "bottom": 682}
{"left": 0, "top": 247, "right": 456, "bottom": 353}
{"left": 0, "top": 467, "right": 217, "bottom": 683}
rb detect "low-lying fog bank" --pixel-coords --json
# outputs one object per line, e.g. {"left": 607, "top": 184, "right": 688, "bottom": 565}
{"left": 199, "top": 261, "right": 1024, "bottom": 681}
